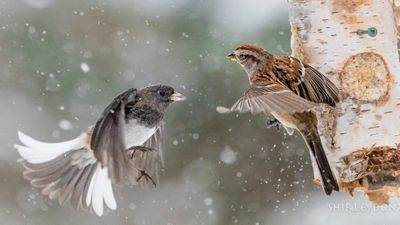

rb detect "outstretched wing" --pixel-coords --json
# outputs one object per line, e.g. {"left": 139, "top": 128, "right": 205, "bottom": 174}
{"left": 217, "top": 83, "right": 318, "bottom": 115}
{"left": 129, "top": 124, "right": 164, "bottom": 186}
{"left": 90, "top": 88, "right": 137, "bottom": 184}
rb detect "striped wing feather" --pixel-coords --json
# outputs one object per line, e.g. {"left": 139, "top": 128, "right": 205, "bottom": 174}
{"left": 273, "top": 56, "right": 339, "bottom": 106}
{"left": 223, "top": 83, "right": 318, "bottom": 115}
{"left": 302, "top": 64, "right": 339, "bottom": 106}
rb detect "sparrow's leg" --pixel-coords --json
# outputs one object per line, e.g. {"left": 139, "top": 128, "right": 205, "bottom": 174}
{"left": 127, "top": 146, "right": 155, "bottom": 159}
{"left": 136, "top": 170, "right": 156, "bottom": 186}
{"left": 266, "top": 118, "right": 281, "bottom": 129}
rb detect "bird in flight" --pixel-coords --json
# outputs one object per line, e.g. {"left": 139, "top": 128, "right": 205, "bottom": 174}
{"left": 15, "top": 85, "right": 185, "bottom": 216}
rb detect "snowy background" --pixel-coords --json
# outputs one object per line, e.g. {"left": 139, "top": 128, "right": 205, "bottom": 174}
{"left": 0, "top": 0, "right": 399, "bottom": 224}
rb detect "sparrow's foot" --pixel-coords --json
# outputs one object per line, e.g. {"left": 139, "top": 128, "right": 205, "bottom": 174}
{"left": 136, "top": 170, "right": 156, "bottom": 186}
{"left": 127, "top": 146, "right": 155, "bottom": 159}
{"left": 266, "top": 118, "right": 281, "bottom": 129}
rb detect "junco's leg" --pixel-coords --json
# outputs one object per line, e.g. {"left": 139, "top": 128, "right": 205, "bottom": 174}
{"left": 136, "top": 170, "right": 156, "bottom": 186}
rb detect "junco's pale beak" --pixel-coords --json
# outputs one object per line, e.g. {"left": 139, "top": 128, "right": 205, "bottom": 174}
{"left": 228, "top": 53, "right": 238, "bottom": 62}
{"left": 170, "top": 92, "right": 186, "bottom": 101}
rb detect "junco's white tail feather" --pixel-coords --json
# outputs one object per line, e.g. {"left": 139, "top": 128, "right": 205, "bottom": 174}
{"left": 15, "top": 131, "right": 87, "bottom": 163}
{"left": 15, "top": 131, "right": 116, "bottom": 216}
{"left": 103, "top": 173, "right": 117, "bottom": 209}
{"left": 91, "top": 165, "right": 105, "bottom": 216}
{"left": 90, "top": 166, "right": 117, "bottom": 216}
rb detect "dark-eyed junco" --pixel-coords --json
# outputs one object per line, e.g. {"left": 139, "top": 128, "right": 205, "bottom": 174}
{"left": 15, "top": 85, "right": 185, "bottom": 216}
{"left": 218, "top": 44, "right": 340, "bottom": 195}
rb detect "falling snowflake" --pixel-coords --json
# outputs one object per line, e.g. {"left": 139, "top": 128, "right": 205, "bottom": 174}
{"left": 220, "top": 146, "right": 237, "bottom": 165}
{"left": 80, "top": 62, "right": 90, "bottom": 73}
{"left": 58, "top": 119, "right": 73, "bottom": 130}
{"left": 204, "top": 197, "right": 213, "bottom": 206}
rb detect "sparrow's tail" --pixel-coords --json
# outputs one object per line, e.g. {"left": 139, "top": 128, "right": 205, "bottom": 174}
{"left": 302, "top": 128, "right": 339, "bottom": 195}
{"left": 14, "top": 131, "right": 116, "bottom": 216}
{"left": 306, "top": 133, "right": 339, "bottom": 195}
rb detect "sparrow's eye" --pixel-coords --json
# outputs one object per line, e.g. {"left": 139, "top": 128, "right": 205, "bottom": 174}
{"left": 238, "top": 54, "right": 246, "bottom": 60}
{"left": 157, "top": 90, "right": 166, "bottom": 97}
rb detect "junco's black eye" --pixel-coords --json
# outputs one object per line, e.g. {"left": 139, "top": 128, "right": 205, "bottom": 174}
{"left": 125, "top": 104, "right": 134, "bottom": 114}
{"left": 157, "top": 90, "right": 166, "bottom": 97}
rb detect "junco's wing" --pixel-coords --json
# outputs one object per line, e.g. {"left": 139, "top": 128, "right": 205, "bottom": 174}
{"left": 217, "top": 82, "right": 318, "bottom": 115}
{"left": 90, "top": 88, "right": 137, "bottom": 184}
{"left": 272, "top": 56, "right": 339, "bottom": 106}
{"left": 129, "top": 124, "right": 164, "bottom": 186}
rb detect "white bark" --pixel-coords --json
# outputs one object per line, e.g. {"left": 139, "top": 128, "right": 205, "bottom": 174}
{"left": 288, "top": 0, "right": 400, "bottom": 204}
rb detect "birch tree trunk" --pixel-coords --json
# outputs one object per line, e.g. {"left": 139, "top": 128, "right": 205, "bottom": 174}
{"left": 287, "top": 0, "right": 400, "bottom": 204}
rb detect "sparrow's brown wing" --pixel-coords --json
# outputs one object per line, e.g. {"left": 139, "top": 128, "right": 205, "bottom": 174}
{"left": 90, "top": 88, "right": 137, "bottom": 184}
{"left": 302, "top": 63, "right": 339, "bottom": 105}
{"left": 272, "top": 56, "right": 339, "bottom": 106}
{"left": 217, "top": 83, "right": 318, "bottom": 115}
{"left": 129, "top": 124, "right": 164, "bottom": 186}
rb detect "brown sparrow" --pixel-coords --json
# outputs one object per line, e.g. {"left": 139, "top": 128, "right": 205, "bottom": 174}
{"left": 218, "top": 44, "right": 340, "bottom": 195}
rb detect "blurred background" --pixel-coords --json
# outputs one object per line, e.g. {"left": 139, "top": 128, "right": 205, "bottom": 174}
{"left": 1, "top": 0, "right": 400, "bottom": 224}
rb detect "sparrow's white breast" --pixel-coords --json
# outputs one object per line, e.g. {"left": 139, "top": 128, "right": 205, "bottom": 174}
{"left": 124, "top": 120, "right": 156, "bottom": 148}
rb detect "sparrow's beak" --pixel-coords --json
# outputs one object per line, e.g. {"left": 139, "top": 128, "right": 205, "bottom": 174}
{"left": 170, "top": 92, "right": 186, "bottom": 101}
{"left": 228, "top": 53, "right": 238, "bottom": 62}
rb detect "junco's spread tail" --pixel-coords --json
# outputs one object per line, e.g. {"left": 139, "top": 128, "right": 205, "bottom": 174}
{"left": 219, "top": 44, "right": 340, "bottom": 195}
{"left": 15, "top": 85, "right": 185, "bottom": 216}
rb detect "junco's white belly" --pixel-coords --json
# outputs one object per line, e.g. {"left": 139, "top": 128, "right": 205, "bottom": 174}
{"left": 124, "top": 120, "right": 156, "bottom": 147}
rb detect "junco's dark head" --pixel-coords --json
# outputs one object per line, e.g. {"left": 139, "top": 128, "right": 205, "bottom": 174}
{"left": 137, "top": 85, "right": 186, "bottom": 112}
